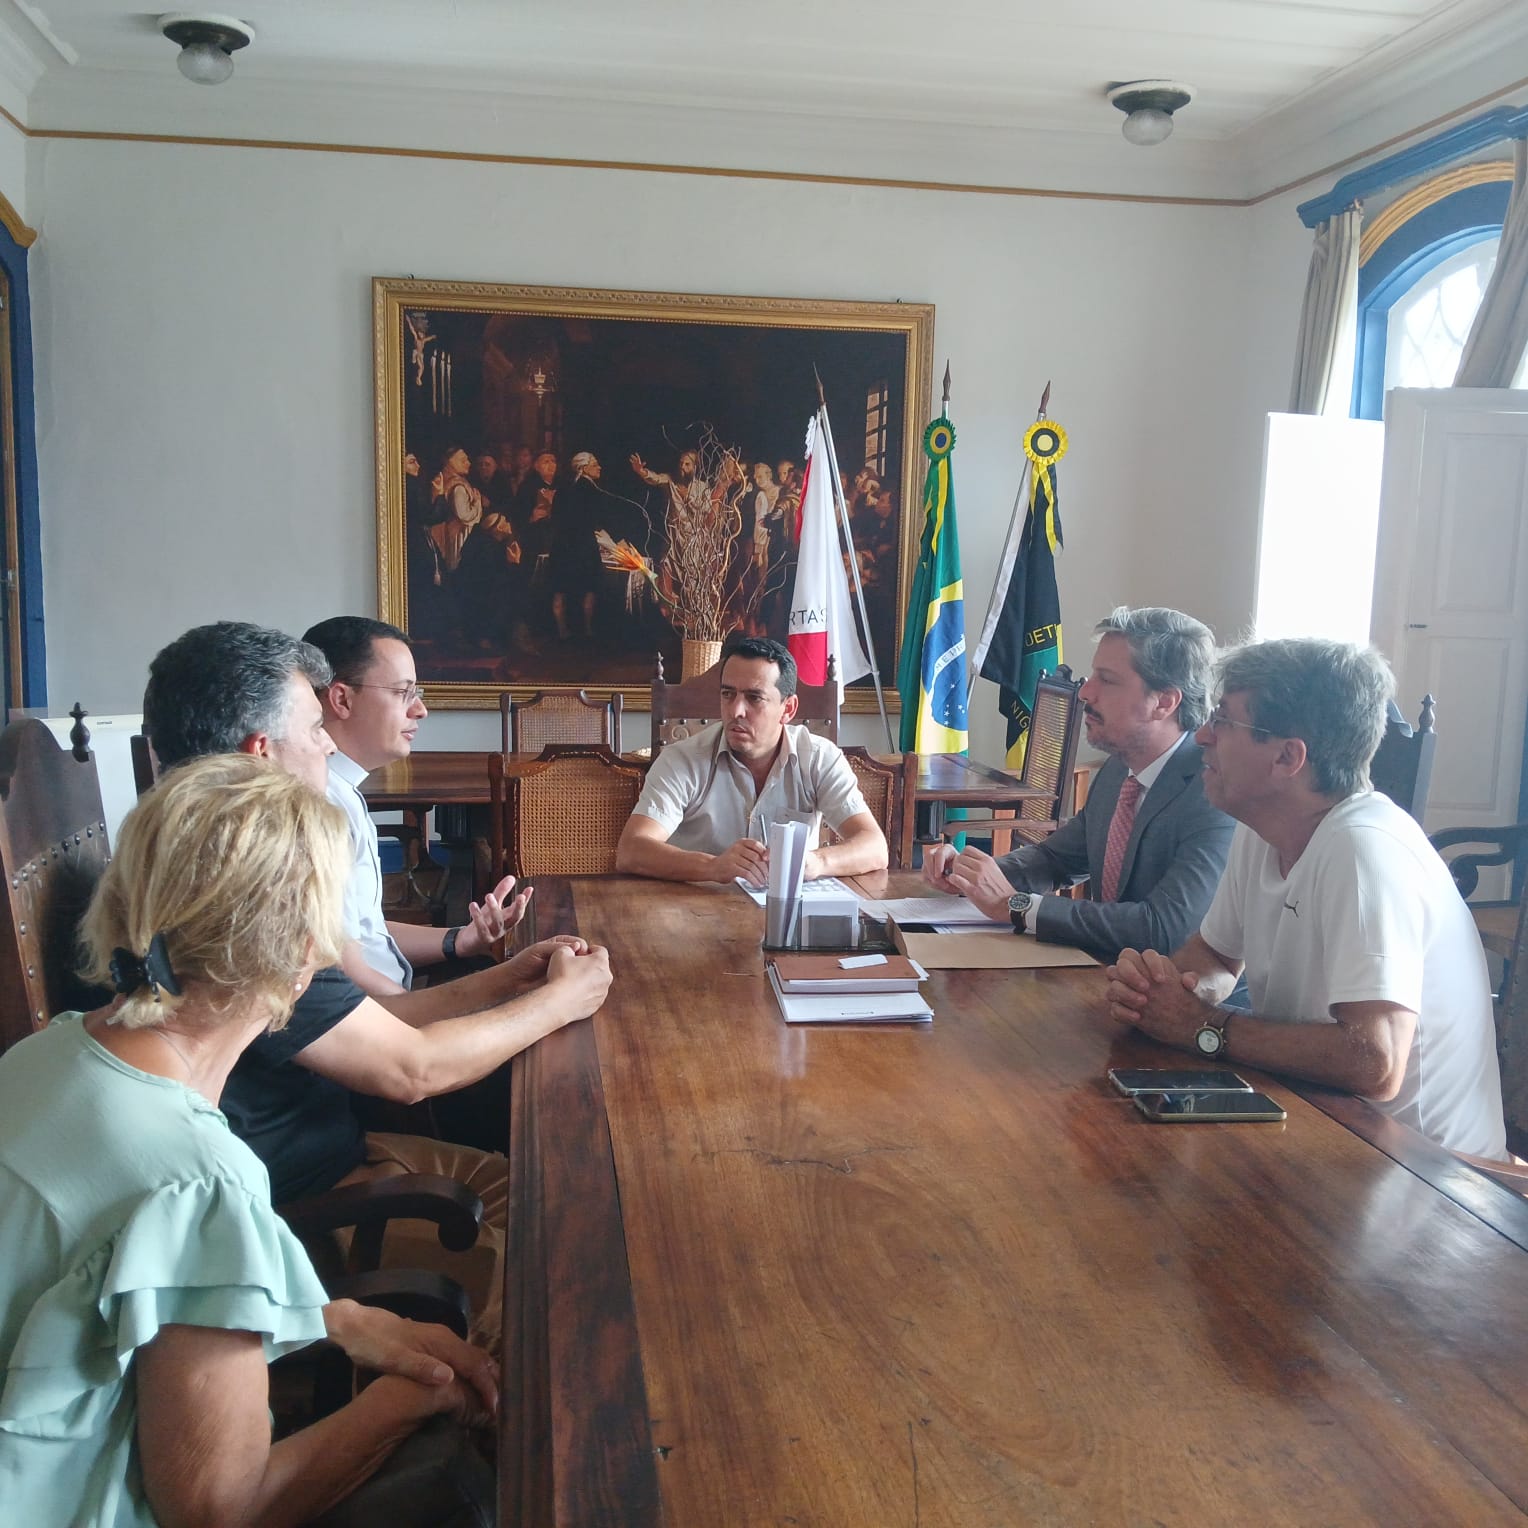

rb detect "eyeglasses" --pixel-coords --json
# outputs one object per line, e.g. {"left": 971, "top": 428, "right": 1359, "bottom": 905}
{"left": 1206, "top": 708, "right": 1271, "bottom": 740}
{"left": 350, "top": 682, "right": 425, "bottom": 705}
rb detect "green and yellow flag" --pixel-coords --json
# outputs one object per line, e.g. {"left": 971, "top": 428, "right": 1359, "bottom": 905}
{"left": 896, "top": 416, "right": 969, "bottom": 753}
{"left": 970, "top": 419, "right": 1067, "bottom": 769}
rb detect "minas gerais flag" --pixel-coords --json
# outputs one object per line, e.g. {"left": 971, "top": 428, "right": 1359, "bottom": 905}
{"left": 896, "top": 415, "right": 968, "bottom": 753}
{"left": 970, "top": 418, "right": 1067, "bottom": 769}
{"left": 788, "top": 413, "right": 871, "bottom": 696}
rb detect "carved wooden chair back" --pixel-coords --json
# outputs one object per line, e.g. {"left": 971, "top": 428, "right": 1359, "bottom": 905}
{"left": 650, "top": 650, "right": 839, "bottom": 753}
{"left": 490, "top": 744, "right": 651, "bottom": 880}
{"left": 1370, "top": 694, "right": 1437, "bottom": 824}
{"left": 501, "top": 689, "right": 622, "bottom": 755}
{"left": 0, "top": 712, "right": 113, "bottom": 1053}
{"left": 1005, "top": 666, "right": 1085, "bottom": 845}
{"left": 826, "top": 748, "right": 907, "bottom": 867}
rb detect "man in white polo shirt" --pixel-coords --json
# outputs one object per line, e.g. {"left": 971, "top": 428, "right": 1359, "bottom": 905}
{"left": 616, "top": 635, "right": 888, "bottom": 883}
{"left": 1107, "top": 637, "right": 1506, "bottom": 1160}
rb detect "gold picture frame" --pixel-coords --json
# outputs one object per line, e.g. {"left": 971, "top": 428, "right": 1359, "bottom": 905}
{"left": 374, "top": 277, "right": 934, "bottom": 711}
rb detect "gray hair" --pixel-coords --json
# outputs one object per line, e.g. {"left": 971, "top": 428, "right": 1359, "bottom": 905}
{"left": 1216, "top": 638, "right": 1394, "bottom": 798}
{"left": 144, "top": 621, "right": 332, "bottom": 769}
{"left": 1094, "top": 606, "right": 1217, "bottom": 732}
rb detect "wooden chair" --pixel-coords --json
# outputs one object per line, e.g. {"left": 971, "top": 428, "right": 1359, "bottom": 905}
{"left": 1482, "top": 888, "right": 1528, "bottom": 1165}
{"left": 0, "top": 709, "right": 114, "bottom": 1054}
{"left": 650, "top": 650, "right": 839, "bottom": 753}
{"left": 489, "top": 744, "right": 651, "bottom": 879}
{"left": 1370, "top": 694, "right": 1437, "bottom": 823}
{"left": 947, "top": 667, "right": 1085, "bottom": 857}
{"left": 828, "top": 748, "right": 908, "bottom": 868}
{"left": 129, "top": 732, "right": 158, "bottom": 797}
{"left": 501, "top": 689, "right": 622, "bottom": 754}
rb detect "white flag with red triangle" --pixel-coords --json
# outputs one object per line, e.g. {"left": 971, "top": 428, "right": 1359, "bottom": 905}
{"left": 787, "top": 413, "right": 871, "bottom": 697}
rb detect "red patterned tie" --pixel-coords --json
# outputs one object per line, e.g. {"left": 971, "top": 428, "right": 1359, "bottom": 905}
{"left": 1100, "top": 775, "right": 1143, "bottom": 902}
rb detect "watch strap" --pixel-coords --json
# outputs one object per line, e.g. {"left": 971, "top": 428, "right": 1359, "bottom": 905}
{"left": 442, "top": 925, "right": 462, "bottom": 960}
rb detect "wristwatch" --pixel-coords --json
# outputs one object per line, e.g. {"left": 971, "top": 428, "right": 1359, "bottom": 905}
{"left": 442, "top": 925, "right": 463, "bottom": 961}
{"left": 1008, "top": 893, "right": 1038, "bottom": 934}
{"left": 1194, "top": 1012, "right": 1230, "bottom": 1057}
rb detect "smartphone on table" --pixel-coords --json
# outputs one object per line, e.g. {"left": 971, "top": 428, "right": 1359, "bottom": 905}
{"left": 1108, "top": 1067, "right": 1252, "bottom": 1096}
{"left": 1134, "top": 1090, "right": 1287, "bottom": 1123}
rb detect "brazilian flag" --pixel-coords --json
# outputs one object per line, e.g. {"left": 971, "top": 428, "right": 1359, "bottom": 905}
{"left": 977, "top": 420, "right": 1066, "bottom": 769}
{"left": 897, "top": 416, "right": 968, "bottom": 753}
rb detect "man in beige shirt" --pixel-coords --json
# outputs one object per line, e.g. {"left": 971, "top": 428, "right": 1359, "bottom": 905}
{"left": 616, "top": 636, "right": 888, "bottom": 883}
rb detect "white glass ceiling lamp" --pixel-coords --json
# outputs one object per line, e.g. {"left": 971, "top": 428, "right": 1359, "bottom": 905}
{"left": 1106, "top": 80, "right": 1194, "bottom": 146}
{"left": 159, "top": 14, "right": 254, "bottom": 85}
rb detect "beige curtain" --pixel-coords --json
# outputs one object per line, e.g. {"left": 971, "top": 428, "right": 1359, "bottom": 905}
{"left": 1455, "top": 138, "right": 1528, "bottom": 388}
{"left": 1288, "top": 208, "right": 1362, "bottom": 415}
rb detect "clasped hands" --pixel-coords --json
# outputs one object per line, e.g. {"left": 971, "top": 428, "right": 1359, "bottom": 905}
{"left": 1106, "top": 947, "right": 1212, "bottom": 1049}
{"left": 323, "top": 1299, "right": 498, "bottom": 1425}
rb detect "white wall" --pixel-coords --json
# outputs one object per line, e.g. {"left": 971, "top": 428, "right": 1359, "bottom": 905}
{"left": 28, "top": 136, "right": 1301, "bottom": 759}
{"left": 0, "top": 112, "right": 26, "bottom": 225}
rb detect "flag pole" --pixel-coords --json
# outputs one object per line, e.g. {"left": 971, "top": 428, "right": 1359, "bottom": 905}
{"left": 967, "top": 379, "right": 1051, "bottom": 704}
{"left": 815, "top": 365, "right": 895, "bottom": 750}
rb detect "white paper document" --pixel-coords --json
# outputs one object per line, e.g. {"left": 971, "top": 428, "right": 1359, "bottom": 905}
{"left": 858, "top": 896, "right": 1009, "bottom": 929}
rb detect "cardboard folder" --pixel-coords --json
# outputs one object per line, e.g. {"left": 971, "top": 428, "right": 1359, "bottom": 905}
{"left": 889, "top": 920, "right": 1098, "bottom": 970}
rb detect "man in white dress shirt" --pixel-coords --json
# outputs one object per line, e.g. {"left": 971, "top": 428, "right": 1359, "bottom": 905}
{"left": 302, "top": 616, "right": 527, "bottom": 996}
{"left": 1106, "top": 637, "right": 1506, "bottom": 1160}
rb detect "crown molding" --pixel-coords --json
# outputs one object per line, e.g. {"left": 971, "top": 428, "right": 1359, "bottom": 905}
{"left": 25, "top": 67, "right": 1249, "bottom": 203}
{"left": 1234, "top": 2, "right": 1528, "bottom": 200}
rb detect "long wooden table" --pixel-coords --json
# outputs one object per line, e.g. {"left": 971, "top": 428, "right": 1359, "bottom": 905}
{"left": 502, "top": 874, "right": 1528, "bottom": 1525}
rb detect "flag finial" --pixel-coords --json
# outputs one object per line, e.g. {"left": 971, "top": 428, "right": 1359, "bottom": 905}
{"left": 1037, "top": 379, "right": 1051, "bottom": 417}
{"left": 813, "top": 363, "right": 826, "bottom": 409}
{"left": 942, "top": 361, "right": 952, "bottom": 409}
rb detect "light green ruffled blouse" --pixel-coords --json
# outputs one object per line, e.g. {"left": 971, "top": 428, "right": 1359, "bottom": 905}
{"left": 0, "top": 1014, "right": 328, "bottom": 1526}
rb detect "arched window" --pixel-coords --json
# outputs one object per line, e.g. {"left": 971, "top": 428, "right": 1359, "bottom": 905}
{"left": 1351, "top": 166, "right": 1516, "bottom": 418}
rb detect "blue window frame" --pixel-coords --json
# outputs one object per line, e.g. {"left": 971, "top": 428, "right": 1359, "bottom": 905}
{"left": 1352, "top": 179, "right": 1510, "bottom": 419}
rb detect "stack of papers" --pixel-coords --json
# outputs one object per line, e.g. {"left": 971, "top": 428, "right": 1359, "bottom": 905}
{"left": 766, "top": 965, "right": 933, "bottom": 1025}
{"left": 771, "top": 953, "right": 927, "bottom": 993}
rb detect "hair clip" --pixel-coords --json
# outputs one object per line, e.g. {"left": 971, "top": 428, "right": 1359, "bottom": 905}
{"left": 108, "top": 932, "right": 182, "bottom": 1001}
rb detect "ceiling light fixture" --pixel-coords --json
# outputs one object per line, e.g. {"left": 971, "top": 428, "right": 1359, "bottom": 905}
{"left": 1106, "top": 80, "right": 1194, "bottom": 147}
{"left": 159, "top": 13, "right": 254, "bottom": 86}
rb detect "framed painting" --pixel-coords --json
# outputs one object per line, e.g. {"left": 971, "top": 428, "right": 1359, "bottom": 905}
{"left": 373, "top": 278, "right": 934, "bottom": 711}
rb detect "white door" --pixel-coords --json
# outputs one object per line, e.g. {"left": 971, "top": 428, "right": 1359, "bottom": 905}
{"left": 1370, "top": 387, "right": 1528, "bottom": 846}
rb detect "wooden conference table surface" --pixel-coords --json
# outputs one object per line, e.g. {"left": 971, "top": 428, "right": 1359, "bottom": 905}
{"left": 500, "top": 872, "right": 1528, "bottom": 1527}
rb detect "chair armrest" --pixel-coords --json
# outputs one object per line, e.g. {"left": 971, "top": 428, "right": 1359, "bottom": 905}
{"left": 326, "top": 1268, "right": 473, "bottom": 1338}
{"left": 943, "top": 816, "right": 1063, "bottom": 839}
{"left": 279, "top": 1173, "right": 484, "bottom": 1255}
{"left": 1429, "top": 823, "right": 1528, "bottom": 898}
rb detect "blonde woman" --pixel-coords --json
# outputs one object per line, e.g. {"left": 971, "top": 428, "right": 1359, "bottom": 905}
{"left": 0, "top": 755, "right": 496, "bottom": 1527}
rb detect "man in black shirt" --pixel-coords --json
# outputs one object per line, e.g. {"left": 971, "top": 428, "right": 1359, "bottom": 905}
{"left": 143, "top": 621, "right": 614, "bottom": 1347}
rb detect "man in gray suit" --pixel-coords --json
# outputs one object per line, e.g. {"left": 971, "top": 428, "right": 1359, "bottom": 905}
{"left": 922, "top": 606, "right": 1234, "bottom": 963}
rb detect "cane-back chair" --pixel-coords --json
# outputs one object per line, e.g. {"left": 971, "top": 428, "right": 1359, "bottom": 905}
{"left": 946, "top": 667, "right": 1084, "bottom": 857}
{"left": 490, "top": 744, "right": 651, "bottom": 879}
{"left": 1371, "top": 694, "right": 1437, "bottom": 824}
{"left": 501, "top": 688, "right": 622, "bottom": 754}
{"left": 826, "top": 748, "right": 910, "bottom": 868}
{"left": 650, "top": 650, "right": 839, "bottom": 753}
